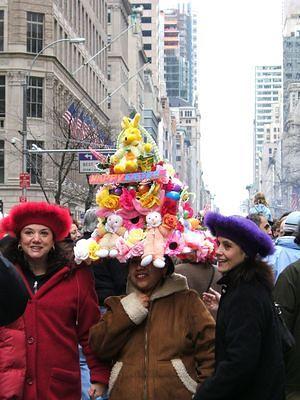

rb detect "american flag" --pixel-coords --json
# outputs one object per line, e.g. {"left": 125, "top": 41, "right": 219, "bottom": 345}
{"left": 63, "top": 102, "right": 77, "bottom": 125}
{"left": 290, "top": 188, "right": 299, "bottom": 211}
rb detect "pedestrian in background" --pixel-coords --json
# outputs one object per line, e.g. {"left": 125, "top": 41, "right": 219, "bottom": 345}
{"left": 176, "top": 252, "right": 221, "bottom": 319}
{"left": 249, "top": 192, "right": 273, "bottom": 223}
{"left": 274, "top": 257, "right": 300, "bottom": 399}
{"left": 0, "top": 202, "right": 109, "bottom": 400}
{"left": 195, "top": 212, "right": 285, "bottom": 400}
{"left": 266, "top": 211, "right": 300, "bottom": 280}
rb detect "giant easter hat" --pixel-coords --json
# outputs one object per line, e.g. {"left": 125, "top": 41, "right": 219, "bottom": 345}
{"left": 74, "top": 113, "right": 217, "bottom": 267}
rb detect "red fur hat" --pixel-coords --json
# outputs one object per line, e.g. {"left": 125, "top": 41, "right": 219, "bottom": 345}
{"left": 0, "top": 202, "right": 72, "bottom": 241}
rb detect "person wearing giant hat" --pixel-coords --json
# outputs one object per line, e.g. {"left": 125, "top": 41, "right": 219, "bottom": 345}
{"left": 194, "top": 212, "right": 285, "bottom": 400}
{"left": 0, "top": 202, "right": 109, "bottom": 400}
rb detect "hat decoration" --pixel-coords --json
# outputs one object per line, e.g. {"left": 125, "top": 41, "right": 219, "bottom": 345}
{"left": 0, "top": 202, "right": 72, "bottom": 241}
{"left": 204, "top": 211, "right": 274, "bottom": 258}
{"left": 74, "top": 113, "right": 217, "bottom": 267}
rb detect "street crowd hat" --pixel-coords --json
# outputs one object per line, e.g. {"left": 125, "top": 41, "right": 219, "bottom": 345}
{"left": 204, "top": 211, "right": 274, "bottom": 258}
{"left": 0, "top": 202, "right": 72, "bottom": 241}
{"left": 283, "top": 211, "right": 300, "bottom": 235}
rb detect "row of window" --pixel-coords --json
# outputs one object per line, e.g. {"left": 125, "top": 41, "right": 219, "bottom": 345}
{"left": 0, "top": 139, "right": 42, "bottom": 184}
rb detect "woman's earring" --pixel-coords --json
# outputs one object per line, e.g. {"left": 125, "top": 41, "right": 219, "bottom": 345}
{"left": 18, "top": 244, "right": 23, "bottom": 252}
{"left": 52, "top": 245, "right": 55, "bottom": 251}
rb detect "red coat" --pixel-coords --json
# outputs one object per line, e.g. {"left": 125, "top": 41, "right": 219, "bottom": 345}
{"left": 0, "top": 264, "right": 109, "bottom": 400}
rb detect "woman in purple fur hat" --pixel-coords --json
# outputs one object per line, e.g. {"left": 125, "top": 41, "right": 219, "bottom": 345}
{"left": 194, "top": 212, "right": 285, "bottom": 400}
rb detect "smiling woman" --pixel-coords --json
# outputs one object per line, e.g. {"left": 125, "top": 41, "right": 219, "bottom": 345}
{"left": 89, "top": 255, "right": 216, "bottom": 400}
{"left": 194, "top": 211, "right": 286, "bottom": 400}
{"left": 0, "top": 202, "right": 109, "bottom": 400}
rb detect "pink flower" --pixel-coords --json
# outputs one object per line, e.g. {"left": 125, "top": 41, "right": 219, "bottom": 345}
{"left": 123, "top": 215, "right": 145, "bottom": 231}
{"left": 128, "top": 242, "right": 144, "bottom": 258}
{"left": 165, "top": 230, "right": 185, "bottom": 256}
{"left": 115, "top": 237, "right": 130, "bottom": 263}
{"left": 119, "top": 188, "right": 135, "bottom": 211}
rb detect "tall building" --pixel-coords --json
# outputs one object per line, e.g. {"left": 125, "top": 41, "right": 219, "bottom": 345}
{"left": 254, "top": 65, "right": 282, "bottom": 188}
{"left": 283, "top": 10, "right": 300, "bottom": 126}
{"left": 162, "top": 3, "right": 195, "bottom": 107}
{"left": 106, "top": 0, "right": 131, "bottom": 138}
{"left": 0, "top": 0, "right": 109, "bottom": 213}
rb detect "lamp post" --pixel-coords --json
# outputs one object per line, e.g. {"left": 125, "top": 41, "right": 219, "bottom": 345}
{"left": 21, "top": 37, "right": 85, "bottom": 202}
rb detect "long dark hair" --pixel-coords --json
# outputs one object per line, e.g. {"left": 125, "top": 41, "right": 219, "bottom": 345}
{"left": 2, "top": 236, "right": 70, "bottom": 272}
{"left": 228, "top": 257, "right": 274, "bottom": 292}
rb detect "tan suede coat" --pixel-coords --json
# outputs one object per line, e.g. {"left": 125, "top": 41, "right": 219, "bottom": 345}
{"left": 89, "top": 273, "right": 215, "bottom": 400}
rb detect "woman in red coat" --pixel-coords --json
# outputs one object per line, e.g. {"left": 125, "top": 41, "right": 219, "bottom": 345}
{"left": 0, "top": 202, "right": 109, "bottom": 400}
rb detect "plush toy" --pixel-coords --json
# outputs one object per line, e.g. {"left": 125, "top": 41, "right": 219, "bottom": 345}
{"left": 97, "top": 214, "right": 126, "bottom": 258}
{"left": 110, "top": 113, "right": 152, "bottom": 174}
{"left": 141, "top": 211, "right": 171, "bottom": 268}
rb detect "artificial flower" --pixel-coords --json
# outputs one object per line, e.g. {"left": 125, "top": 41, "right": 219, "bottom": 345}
{"left": 88, "top": 240, "right": 101, "bottom": 261}
{"left": 96, "top": 187, "right": 120, "bottom": 210}
{"left": 123, "top": 215, "right": 145, "bottom": 231}
{"left": 161, "top": 198, "right": 178, "bottom": 216}
{"left": 125, "top": 228, "right": 146, "bottom": 246}
{"left": 165, "top": 230, "right": 185, "bottom": 256}
{"left": 162, "top": 213, "right": 178, "bottom": 230}
{"left": 128, "top": 242, "right": 144, "bottom": 258}
{"left": 183, "top": 202, "right": 194, "bottom": 219}
{"left": 119, "top": 188, "right": 135, "bottom": 211}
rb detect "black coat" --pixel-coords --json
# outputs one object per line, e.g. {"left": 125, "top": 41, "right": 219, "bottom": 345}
{"left": 92, "top": 258, "right": 128, "bottom": 306}
{"left": 195, "top": 260, "right": 285, "bottom": 400}
{"left": 0, "top": 253, "right": 29, "bottom": 325}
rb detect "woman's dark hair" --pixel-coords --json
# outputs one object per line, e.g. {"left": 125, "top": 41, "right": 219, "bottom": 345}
{"left": 229, "top": 257, "right": 274, "bottom": 292}
{"left": 164, "top": 255, "right": 175, "bottom": 276}
{"left": 2, "top": 236, "right": 70, "bottom": 272}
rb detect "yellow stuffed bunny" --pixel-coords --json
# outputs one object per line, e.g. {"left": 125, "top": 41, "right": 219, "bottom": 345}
{"left": 110, "top": 113, "right": 152, "bottom": 174}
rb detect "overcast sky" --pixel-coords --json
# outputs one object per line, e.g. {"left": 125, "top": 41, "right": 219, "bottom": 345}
{"left": 160, "top": 0, "right": 283, "bottom": 214}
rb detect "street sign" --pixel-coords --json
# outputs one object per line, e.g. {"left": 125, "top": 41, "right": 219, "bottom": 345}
{"left": 19, "top": 195, "right": 27, "bottom": 203}
{"left": 19, "top": 173, "right": 31, "bottom": 188}
{"left": 78, "top": 152, "right": 110, "bottom": 174}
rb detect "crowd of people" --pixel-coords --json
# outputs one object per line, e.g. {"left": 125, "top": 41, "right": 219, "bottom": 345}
{"left": 0, "top": 191, "right": 299, "bottom": 400}
{"left": 1, "top": 107, "right": 300, "bottom": 400}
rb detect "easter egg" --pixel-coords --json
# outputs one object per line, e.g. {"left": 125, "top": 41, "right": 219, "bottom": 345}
{"left": 113, "top": 187, "right": 122, "bottom": 196}
{"left": 172, "top": 184, "right": 182, "bottom": 192}
{"left": 138, "top": 184, "right": 149, "bottom": 195}
{"left": 165, "top": 191, "right": 180, "bottom": 201}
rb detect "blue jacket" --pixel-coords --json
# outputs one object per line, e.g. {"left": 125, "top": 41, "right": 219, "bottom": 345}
{"left": 266, "top": 236, "right": 300, "bottom": 280}
{"left": 249, "top": 204, "right": 273, "bottom": 222}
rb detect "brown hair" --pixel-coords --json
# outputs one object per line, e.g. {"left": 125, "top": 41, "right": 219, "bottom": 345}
{"left": 253, "top": 192, "right": 268, "bottom": 206}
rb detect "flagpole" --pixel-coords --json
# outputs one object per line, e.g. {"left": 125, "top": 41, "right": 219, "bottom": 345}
{"left": 98, "top": 62, "right": 150, "bottom": 107}
{"left": 72, "top": 23, "right": 136, "bottom": 76}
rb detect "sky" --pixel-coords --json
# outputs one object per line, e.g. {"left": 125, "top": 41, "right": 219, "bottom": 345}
{"left": 160, "top": 0, "right": 283, "bottom": 214}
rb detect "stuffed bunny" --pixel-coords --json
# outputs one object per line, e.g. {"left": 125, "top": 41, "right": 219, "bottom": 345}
{"left": 141, "top": 211, "right": 171, "bottom": 268}
{"left": 97, "top": 214, "right": 126, "bottom": 258}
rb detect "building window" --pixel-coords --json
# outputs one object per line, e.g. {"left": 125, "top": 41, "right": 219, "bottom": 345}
{"left": 27, "top": 140, "right": 43, "bottom": 184}
{"left": 108, "top": 93, "right": 111, "bottom": 109}
{"left": 0, "top": 10, "right": 4, "bottom": 51}
{"left": 107, "top": 64, "right": 111, "bottom": 80}
{"left": 143, "top": 43, "right": 152, "bottom": 50}
{"left": 107, "top": 8, "right": 111, "bottom": 23}
{"left": 134, "top": 3, "right": 151, "bottom": 10}
{"left": 0, "top": 76, "right": 5, "bottom": 120}
{"left": 141, "top": 17, "right": 151, "bottom": 24}
{"left": 27, "top": 12, "right": 44, "bottom": 53}
{"left": 142, "top": 30, "right": 151, "bottom": 37}
{"left": 0, "top": 140, "right": 4, "bottom": 183}
{"left": 27, "top": 77, "right": 43, "bottom": 118}
{"left": 107, "top": 34, "right": 111, "bottom": 51}
{"left": 176, "top": 155, "right": 181, "bottom": 161}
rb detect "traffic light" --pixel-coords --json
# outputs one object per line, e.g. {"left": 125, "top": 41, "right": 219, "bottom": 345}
{"left": 0, "top": 199, "right": 3, "bottom": 214}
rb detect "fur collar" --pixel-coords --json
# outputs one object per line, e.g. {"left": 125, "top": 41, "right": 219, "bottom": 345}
{"left": 127, "top": 273, "right": 188, "bottom": 301}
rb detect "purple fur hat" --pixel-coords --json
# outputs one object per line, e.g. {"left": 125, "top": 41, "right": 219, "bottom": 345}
{"left": 204, "top": 212, "right": 274, "bottom": 258}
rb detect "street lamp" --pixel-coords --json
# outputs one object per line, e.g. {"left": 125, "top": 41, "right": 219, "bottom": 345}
{"left": 21, "top": 37, "right": 85, "bottom": 202}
